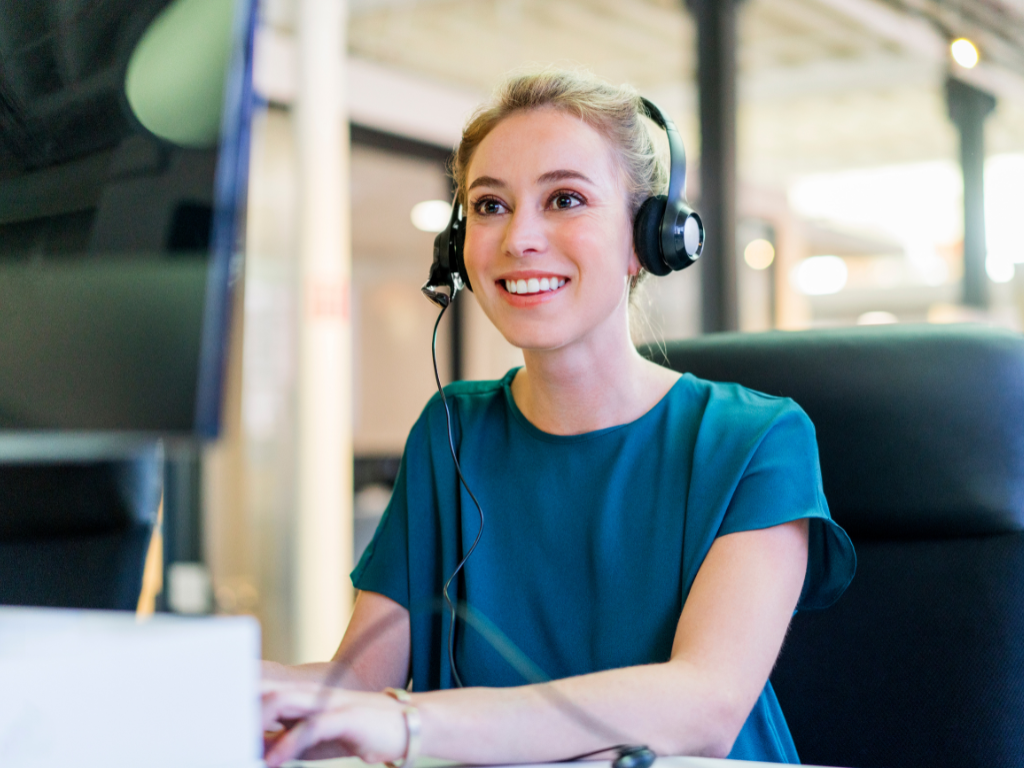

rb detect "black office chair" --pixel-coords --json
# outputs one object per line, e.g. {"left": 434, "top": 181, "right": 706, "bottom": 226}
{"left": 654, "top": 324, "right": 1024, "bottom": 768}
{"left": 0, "top": 454, "right": 162, "bottom": 610}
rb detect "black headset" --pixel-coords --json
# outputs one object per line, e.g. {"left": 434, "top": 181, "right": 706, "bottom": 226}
{"left": 421, "top": 97, "right": 704, "bottom": 308}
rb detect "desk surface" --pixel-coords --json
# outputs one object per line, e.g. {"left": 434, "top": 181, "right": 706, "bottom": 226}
{"left": 295, "top": 757, "right": 831, "bottom": 768}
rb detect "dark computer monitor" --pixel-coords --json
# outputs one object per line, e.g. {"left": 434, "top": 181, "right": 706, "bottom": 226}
{"left": 0, "top": 0, "right": 256, "bottom": 439}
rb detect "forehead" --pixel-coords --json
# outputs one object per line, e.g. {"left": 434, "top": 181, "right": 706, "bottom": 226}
{"left": 467, "top": 107, "right": 623, "bottom": 187}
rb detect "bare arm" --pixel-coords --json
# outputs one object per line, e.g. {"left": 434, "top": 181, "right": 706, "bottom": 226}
{"left": 263, "top": 519, "right": 809, "bottom": 765}
{"left": 262, "top": 590, "right": 410, "bottom": 692}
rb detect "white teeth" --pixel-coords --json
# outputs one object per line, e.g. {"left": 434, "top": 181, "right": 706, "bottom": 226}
{"left": 504, "top": 277, "right": 566, "bottom": 295}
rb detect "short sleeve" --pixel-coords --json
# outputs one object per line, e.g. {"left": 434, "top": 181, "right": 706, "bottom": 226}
{"left": 718, "top": 404, "right": 856, "bottom": 610}
{"left": 350, "top": 447, "right": 412, "bottom": 609}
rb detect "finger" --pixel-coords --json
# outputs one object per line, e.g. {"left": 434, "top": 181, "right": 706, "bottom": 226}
{"left": 261, "top": 692, "right": 288, "bottom": 731}
{"left": 261, "top": 690, "right": 328, "bottom": 729}
{"left": 263, "top": 722, "right": 302, "bottom": 767}
{"left": 265, "top": 714, "right": 347, "bottom": 768}
{"left": 261, "top": 678, "right": 319, "bottom": 694}
{"left": 263, "top": 728, "right": 286, "bottom": 755}
{"left": 260, "top": 678, "right": 357, "bottom": 706}
{"left": 262, "top": 692, "right": 305, "bottom": 729}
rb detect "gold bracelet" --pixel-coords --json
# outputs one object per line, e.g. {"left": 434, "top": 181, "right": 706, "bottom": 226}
{"left": 383, "top": 687, "right": 421, "bottom": 768}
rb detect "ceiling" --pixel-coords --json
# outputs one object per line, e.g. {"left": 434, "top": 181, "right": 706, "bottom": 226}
{"left": 346, "top": 0, "right": 1024, "bottom": 188}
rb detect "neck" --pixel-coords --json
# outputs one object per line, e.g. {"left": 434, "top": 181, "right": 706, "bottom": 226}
{"left": 511, "top": 309, "right": 679, "bottom": 436}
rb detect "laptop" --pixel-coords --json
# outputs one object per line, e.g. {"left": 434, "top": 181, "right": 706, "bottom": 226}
{"left": 0, "top": 606, "right": 261, "bottom": 768}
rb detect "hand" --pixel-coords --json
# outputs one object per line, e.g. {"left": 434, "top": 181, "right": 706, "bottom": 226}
{"left": 261, "top": 680, "right": 409, "bottom": 767}
{"left": 261, "top": 659, "right": 296, "bottom": 682}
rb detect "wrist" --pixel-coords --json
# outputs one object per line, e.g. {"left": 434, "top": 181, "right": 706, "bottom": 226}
{"left": 383, "top": 687, "right": 421, "bottom": 768}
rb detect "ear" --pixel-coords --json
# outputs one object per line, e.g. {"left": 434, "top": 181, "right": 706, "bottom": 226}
{"left": 628, "top": 243, "right": 642, "bottom": 277}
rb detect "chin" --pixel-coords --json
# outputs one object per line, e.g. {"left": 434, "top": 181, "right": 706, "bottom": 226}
{"left": 502, "top": 323, "right": 605, "bottom": 356}
{"left": 497, "top": 310, "right": 629, "bottom": 358}
{"left": 500, "top": 329, "right": 571, "bottom": 353}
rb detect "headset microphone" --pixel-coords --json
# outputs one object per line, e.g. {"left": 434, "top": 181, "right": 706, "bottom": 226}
{"left": 422, "top": 201, "right": 468, "bottom": 309}
{"left": 421, "top": 281, "right": 451, "bottom": 310}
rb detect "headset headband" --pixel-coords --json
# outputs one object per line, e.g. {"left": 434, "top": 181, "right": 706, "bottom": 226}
{"left": 639, "top": 98, "right": 688, "bottom": 211}
{"left": 638, "top": 98, "right": 701, "bottom": 272}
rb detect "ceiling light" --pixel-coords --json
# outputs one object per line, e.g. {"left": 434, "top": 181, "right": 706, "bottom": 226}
{"left": 743, "top": 239, "right": 775, "bottom": 270}
{"left": 792, "top": 255, "right": 848, "bottom": 296}
{"left": 410, "top": 200, "right": 452, "bottom": 233}
{"left": 951, "top": 38, "right": 979, "bottom": 69}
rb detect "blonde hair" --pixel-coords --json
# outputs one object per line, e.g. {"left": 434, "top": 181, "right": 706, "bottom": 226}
{"left": 453, "top": 68, "right": 668, "bottom": 220}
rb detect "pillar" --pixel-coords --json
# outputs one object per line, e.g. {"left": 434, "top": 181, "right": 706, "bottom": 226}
{"left": 294, "top": 0, "right": 352, "bottom": 662}
{"left": 688, "top": 0, "right": 740, "bottom": 333}
{"left": 946, "top": 77, "right": 996, "bottom": 309}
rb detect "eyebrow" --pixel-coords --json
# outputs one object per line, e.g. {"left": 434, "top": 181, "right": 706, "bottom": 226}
{"left": 467, "top": 175, "right": 505, "bottom": 192}
{"left": 466, "top": 169, "right": 596, "bottom": 192}
{"left": 537, "top": 169, "right": 594, "bottom": 185}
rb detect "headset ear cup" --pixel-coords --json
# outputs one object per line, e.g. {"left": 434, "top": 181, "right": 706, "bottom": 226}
{"left": 633, "top": 196, "right": 671, "bottom": 277}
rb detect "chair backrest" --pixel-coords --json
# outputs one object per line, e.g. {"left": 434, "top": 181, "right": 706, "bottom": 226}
{"left": 654, "top": 324, "right": 1024, "bottom": 768}
{"left": 0, "top": 456, "right": 161, "bottom": 610}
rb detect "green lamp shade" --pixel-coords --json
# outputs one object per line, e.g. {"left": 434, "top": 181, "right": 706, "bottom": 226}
{"left": 125, "top": 0, "right": 236, "bottom": 148}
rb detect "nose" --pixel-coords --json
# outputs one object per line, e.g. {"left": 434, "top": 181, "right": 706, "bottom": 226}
{"left": 502, "top": 205, "right": 547, "bottom": 259}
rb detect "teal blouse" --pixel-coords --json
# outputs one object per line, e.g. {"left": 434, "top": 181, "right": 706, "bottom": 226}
{"left": 352, "top": 369, "right": 856, "bottom": 763}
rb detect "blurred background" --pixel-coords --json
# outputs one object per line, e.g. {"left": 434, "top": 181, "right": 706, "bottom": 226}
{"left": 210, "top": 0, "right": 1024, "bottom": 662}
{"left": 3, "top": 0, "right": 1021, "bottom": 665}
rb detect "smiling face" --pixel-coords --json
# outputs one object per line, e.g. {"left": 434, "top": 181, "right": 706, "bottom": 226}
{"left": 462, "top": 106, "right": 639, "bottom": 356}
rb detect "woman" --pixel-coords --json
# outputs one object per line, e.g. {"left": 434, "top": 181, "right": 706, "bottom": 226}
{"left": 262, "top": 69, "right": 855, "bottom": 766}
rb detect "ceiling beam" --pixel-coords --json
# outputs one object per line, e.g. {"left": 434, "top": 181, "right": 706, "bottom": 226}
{"left": 741, "top": 51, "right": 935, "bottom": 101}
{"left": 254, "top": 26, "right": 481, "bottom": 147}
{"left": 813, "top": 0, "right": 1024, "bottom": 100}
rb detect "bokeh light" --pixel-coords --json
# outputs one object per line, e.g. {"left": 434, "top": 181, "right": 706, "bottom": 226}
{"left": 410, "top": 200, "right": 453, "bottom": 233}
{"left": 744, "top": 239, "right": 776, "bottom": 270}
{"left": 951, "top": 38, "right": 979, "bottom": 69}
{"left": 985, "top": 154, "right": 1024, "bottom": 265}
{"left": 986, "top": 256, "right": 1015, "bottom": 284}
{"left": 857, "top": 311, "right": 899, "bottom": 325}
{"left": 792, "top": 255, "right": 848, "bottom": 295}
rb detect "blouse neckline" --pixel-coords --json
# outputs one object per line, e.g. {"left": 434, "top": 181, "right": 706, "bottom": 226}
{"left": 500, "top": 367, "right": 689, "bottom": 444}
